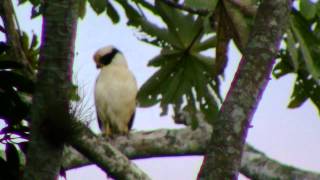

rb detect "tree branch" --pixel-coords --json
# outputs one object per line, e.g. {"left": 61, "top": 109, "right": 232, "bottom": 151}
{"left": 62, "top": 123, "right": 320, "bottom": 180}
{"left": 198, "top": 0, "right": 292, "bottom": 179}
{"left": 241, "top": 146, "right": 320, "bottom": 179}
{"left": 67, "top": 122, "right": 150, "bottom": 179}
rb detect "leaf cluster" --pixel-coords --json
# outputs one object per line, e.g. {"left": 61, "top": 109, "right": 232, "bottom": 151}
{"left": 275, "top": 1, "right": 320, "bottom": 113}
{"left": 0, "top": 143, "right": 24, "bottom": 180}
{"left": 118, "top": 0, "right": 221, "bottom": 126}
{"left": 75, "top": 0, "right": 221, "bottom": 125}
{"left": 72, "top": 0, "right": 320, "bottom": 122}
{"left": 0, "top": 40, "right": 33, "bottom": 180}
{"left": 0, "top": 41, "right": 33, "bottom": 141}
{"left": 16, "top": 0, "right": 320, "bottom": 124}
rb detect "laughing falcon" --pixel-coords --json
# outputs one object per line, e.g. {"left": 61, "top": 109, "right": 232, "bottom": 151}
{"left": 93, "top": 46, "right": 137, "bottom": 136}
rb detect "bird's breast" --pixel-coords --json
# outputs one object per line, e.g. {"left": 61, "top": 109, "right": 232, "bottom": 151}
{"left": 94, "top": 66, "right": 137, "bottom": 121}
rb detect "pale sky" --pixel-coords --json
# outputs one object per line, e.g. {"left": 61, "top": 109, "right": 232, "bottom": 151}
{"left": 1, "top": 1, "right": 319, "bottom": 179}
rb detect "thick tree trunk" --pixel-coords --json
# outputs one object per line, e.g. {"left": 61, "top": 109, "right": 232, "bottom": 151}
{"left": 197, "top": 0, "right": 292, "bottom": 179}
{"left": 23, "top": 0, "right": 78, "bottom": 179}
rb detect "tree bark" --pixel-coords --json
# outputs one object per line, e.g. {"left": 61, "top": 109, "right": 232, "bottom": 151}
{"left": 61, "top": 124, "right": 320, "bottom": 180}
{"left": 198, "top": 0, "right": 292, "bottom": 179}
{"left": 23, "top": 0, "right": 78, "bottom": 179}
{"left": 67, "top": 122, "right": 151, "bottom": 179}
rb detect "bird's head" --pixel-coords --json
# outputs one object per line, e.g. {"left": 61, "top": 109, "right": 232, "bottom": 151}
{"left": 93, "top": 45, "right": 128, "bottom": 69}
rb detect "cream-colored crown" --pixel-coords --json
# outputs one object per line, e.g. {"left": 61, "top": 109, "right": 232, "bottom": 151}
{"left": 93, "top": 45, "right": 128, "bottom": 68}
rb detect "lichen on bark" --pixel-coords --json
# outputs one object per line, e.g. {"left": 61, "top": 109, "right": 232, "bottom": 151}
{"left": 198, "top": 0, "right": 293, "bottom": 179}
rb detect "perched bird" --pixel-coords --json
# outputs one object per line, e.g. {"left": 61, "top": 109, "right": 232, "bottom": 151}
{"left": 93, "top": 46, "right": 138, "bottom": 137}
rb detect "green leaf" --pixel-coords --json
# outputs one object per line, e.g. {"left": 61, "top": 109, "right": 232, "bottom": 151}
{"left": 0, "top": 91, "right": 22, "bottom": 124}
{"left": 161, "top": 68, "right": 184, "bottom": 104}
{"left": 31, "top": 5, "right": 43, "bottom": 18}
{"left": 288, "top": 80, "right": 308, "bottom": 108}
{"left": 89, "top": 0, "right": 106, "bottom": 14}
{"left": 0, "top": 42, "right": 9, "bottom": 54}
{"left": 155, "top": 1, "right": 203, "bottom": 47}
{"left": 5, "top": 144, "right": 20, "bottom": 173}
{"left": 138, "top": 49, "right": 219, "bottom": 121}
{"left": 192, "top": 36, "right": 216, "bottom": 52}
{"left": 70, "top": 84, "right": 80, "bottom": 101}
{"left": 0, "top": 61, "right": 23, "bottom": 70}
{"left": 148, "top": 50, "right": 181, "bottom": 66}
{"left": 286, "top": 29, "right": 299, "bottom": 71}
{"left": 132, "top": 0, "right": 158, "bottom": 15}
{"left": 138, "top": 19, "right": 182, "bottom": 49}
{"left": 138, "top": 58, "right": 179, "bottom": 107}
{"left": 287, "top": 71, "right": 320, "bottom": 113}
{"left": 21, "top": 32, "right": 29, "bottom": 52}
{"left": 115, "top": 0, "right": 141, "bottom": 26}
{"left": 273, "top": 50, "right": 294, "bottom": 79}
{"left": 0, "top": 71, "right": 34, "bottom": 93}
{"left": 30, "top": 33, "right": 39, "bottom": 50}
{"left": 185, "top": 0, "right": 218, "bottom": 10}
{"left": 18, "top": 142, "right": 28, "bottom": 155}
{"left": 0, "top": 157, "right": 9, "bottom": 177}
{"left": 316, "top": 2, "right": 320, "bottom": 16}
{"left": 29, "top": 0, "right": 40, "bottom": 6}
{"left": 290, "top": 13, "right": 320, "bottom": 79}
{"left": 78, "top": 0, "right": 87, "bottom": 19}
{"left": 300, "top": 0, "right": 316, "bottom": 20}
{"left": 116, "top": 1, "right": 183, "bottom": 48}
{"left": 193, "top": 54, "right": 215, "bottom": 68}
{"left": 191, "top": 57, "right": 219, "bottom": 122}
{"left": 106, "top": 1, "right": 120, "bottom": 24}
